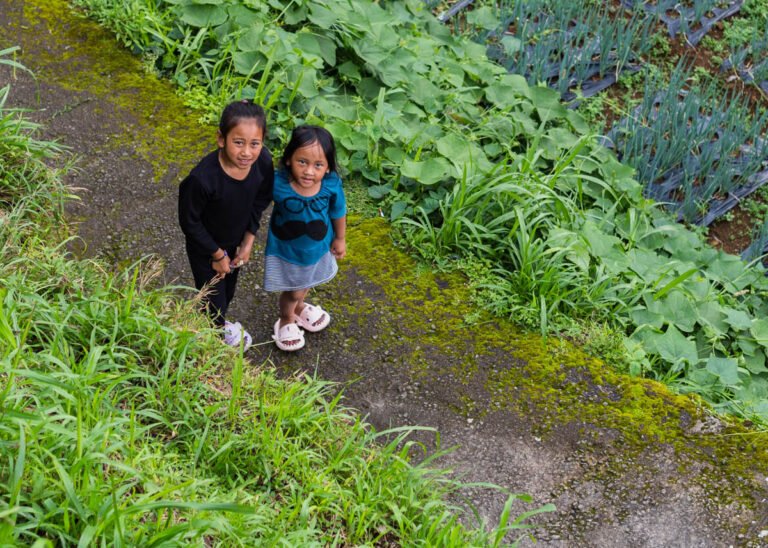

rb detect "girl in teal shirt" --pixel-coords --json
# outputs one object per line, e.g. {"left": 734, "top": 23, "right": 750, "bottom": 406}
{"left": 264, "top": 126, "right": 347, "bottom": 351}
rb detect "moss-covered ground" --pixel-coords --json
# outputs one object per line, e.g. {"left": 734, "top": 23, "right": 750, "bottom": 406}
{"left": 2, "top": 0, "right": 767, "bottom": 543}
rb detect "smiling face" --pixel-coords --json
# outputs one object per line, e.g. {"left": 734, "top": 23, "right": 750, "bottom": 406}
{"left": 217, "top": 119, "right": 264, "bottom": 179}
{"left": 286, "top": 141, "right": 329, "bottom": 195}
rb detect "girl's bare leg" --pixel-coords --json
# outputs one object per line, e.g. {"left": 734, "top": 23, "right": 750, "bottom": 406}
{"left": 293, "top": 288, "right": 310, "bottom": 317}
{"left": 278, "top": 290, "right": 304, "bottom": 347}
{"left": 279, "top": 290, "right": 304, "bottom": 326}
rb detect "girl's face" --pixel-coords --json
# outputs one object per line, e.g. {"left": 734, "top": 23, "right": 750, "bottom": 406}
{"left": 217, "top": 119, "right": 264, "bottom": 178}
{"left": 286, "top": 141, "right": 329, "bottom": 192}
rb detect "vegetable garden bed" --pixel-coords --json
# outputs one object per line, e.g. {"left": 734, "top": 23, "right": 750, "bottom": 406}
{"left": 438, "top": 0, "right": 768, "bottom": 257}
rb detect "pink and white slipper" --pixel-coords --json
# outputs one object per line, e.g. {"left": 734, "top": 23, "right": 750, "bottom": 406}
{"left": 223, "top": 321, "right": 252, "bottom": 350}
{"left": 295, "top": 304, "right": 331, "bottom": 332}
{"left": 273, "top": 319, "right": 305, "bottom": 351}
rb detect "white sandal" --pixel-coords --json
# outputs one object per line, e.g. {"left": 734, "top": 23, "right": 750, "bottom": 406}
{"left": 272, "top": 319, "right": 305, "bottom": 351}
{"left": 295, "top": 304, "right": 331, "bottom": 332}
{"left": 223, "top": 321, "right": 252, "bottom": 350}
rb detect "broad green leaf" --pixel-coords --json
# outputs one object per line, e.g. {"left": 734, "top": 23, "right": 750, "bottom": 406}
{"left": 232, "top": 50, "right": 266, "bottom": 76}
{"left": 236, "top": 25, "right": 265, "bottom": 51}
{"left": 649, "top": 290, "right": 696, "bottom": 332}
{"left": 337, "top": 61, "right": 361, "bottom": 82}
{"left": 367, "top": 184, "right": 391, "bottom": 199}
{"left": 544, "top": 127, "right": 579, "bottom": 150}
{"left": 387, "top": 117, "right": 421, "bottom": 142}
{"left": 723, "top": 307, "right": 752, "bottom": 331}
{"left": 705, "top": 356, "right": 740, "bottom": 387}
{"left": 226, "top": 5, "right": 261, "bottom": 28}
{"left": 546, "top": 228, "right": 589, "bottom": 270}
{"left": 439, "top": 59, "right": 467, "bottom": 88}
{"left": 179, "top": 4, "right": 228, "bottom": 27}
{"left": 750, "top": 318, "right": 768, "bottom": 345}
{"left": 295, "top": 67, "right": 319, "bottom": 98}
{"left": 390, "top": 200, "right": 408, "bottom": 221}
{"left": 580, "top": 221, "right": 621, "bottom": 258}
{"left": 360, "top": 162, "right": 381, "bottom": 183}
{"left": 743, "top": 351, "right": 767, "bottom": 375}
{"left": 311, "top": 96, "right": 356, "bottom": 122}
{"left": 501, "top": 35, "right": 522, "bottom": 56}
{"left": 696, "top": 301, "right": 728, "bottom": 335}
{"left": 565, "top": 110, "right": 590, "bottom": 134}
{"left": 384, "top": 146, "right": 406, "bottom": 164}
{"left": 653, "top": 267, "right": 698, "bottom": 300}
{"left": 401, "top": 157, "right": 451, "bottom": 186}
{"left": 528, "top": 85, "right": 566, "bottom": 120}
{"left": 706, "top": 252, "right": 750, "bottom": 290}
{"left": 654, "top": 325, "right": 699, "bottom": 366}
{"left": 435, "top": 134, "right": 492, "bottom": 173}
{"left": 324, "top": 121, "right": 357, "bottom": 150}
{"left": 735, "top": 377, "right": 768, "bottom": 414}
{"left": 485, "top": 74, "right": 530, "bottom": 107}
{"left": 627, "top": 248, "right": 669, "bottom": 282}
{"left": 662, "top": 226, "right": 703, "bottom": 258}
{"left": 466, "top": 6, "right": 499, "bottom": 30}
{"left": 296, "top": 32, "right": 336, "bottom": 66}
{"left": 629, "top": 307, "right": 665, "bottom": 330}
{"left": 421, "top": 196, "right": 440, "bottom": 215}
{"left": 283, "top": 2, "right": 309, "bottom": 24}
{"left": 738, "top": 336, "right": 760, "bottom": 356}
{"left": 354, "top": 41, "right": 389, "bottom": 68}
{"left": 308, "top": 3, "right": 338, "bottom": 26}
{"left": 686, "top": 366, "right": 717, "bottom": 387}
{"left": 408, "top": 76, "right": 442, "bottom": 111}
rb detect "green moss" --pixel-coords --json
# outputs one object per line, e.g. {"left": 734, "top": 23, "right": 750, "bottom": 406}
{"left": 15, "top": 0, "right": 211, "bottom": 181}
{"left": 345, "top": 216, "right": 768, "bottom": 511}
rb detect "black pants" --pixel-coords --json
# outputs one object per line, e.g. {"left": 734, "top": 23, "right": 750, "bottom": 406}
{"left": 186, "top": 243, "right": 240, "bottom": 327}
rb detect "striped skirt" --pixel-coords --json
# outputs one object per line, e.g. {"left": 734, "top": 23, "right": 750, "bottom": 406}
{"left": 263, "top": 251, "right": 338, "bottom": 292}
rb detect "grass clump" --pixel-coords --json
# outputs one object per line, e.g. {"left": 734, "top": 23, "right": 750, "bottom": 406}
{"left": 0, "top": 75, "right": 550, "bottom": 546}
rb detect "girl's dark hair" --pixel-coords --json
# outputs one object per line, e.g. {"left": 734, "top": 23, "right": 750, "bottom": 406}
{"left": 219, "top": 99, "right": 267, "bottom": 138}
{"left": 281, "top": 125, "right": 337, "bottom": 174}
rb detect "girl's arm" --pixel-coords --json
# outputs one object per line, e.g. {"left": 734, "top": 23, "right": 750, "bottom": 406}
{"left": 178, "top": 174, "right": 219, "bottom": 255}
{"left": 234, "top": 230, "right": 256, "bottom": 267}
{"left": 331, "top": 216, "right": 346, "bottom": 259}
{"left": 247, "top": 148, "right": 275, "bottom": 235}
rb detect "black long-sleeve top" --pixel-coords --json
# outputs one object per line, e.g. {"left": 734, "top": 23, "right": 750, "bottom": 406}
{"left": 178, "top": 148, "right": 274, "bottom": 256}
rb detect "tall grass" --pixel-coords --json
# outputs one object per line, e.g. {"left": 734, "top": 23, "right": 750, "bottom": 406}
{"left": 0, "top": 78, "right": 551, "bottom": 545}
{"left": 397, "top": 139, "right": 639, "bottom": 332}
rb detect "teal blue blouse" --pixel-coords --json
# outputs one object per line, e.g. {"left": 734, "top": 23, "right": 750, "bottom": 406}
{"left": 265, "top": 170, "right": 346, "bottom": 266}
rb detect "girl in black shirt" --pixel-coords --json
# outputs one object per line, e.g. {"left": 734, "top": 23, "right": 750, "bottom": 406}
{"left": 178, "top": 100, "right": 274, "bottom": 349}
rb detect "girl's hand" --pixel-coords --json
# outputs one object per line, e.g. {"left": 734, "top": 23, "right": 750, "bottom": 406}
{"left": 232, "top": 242, "right": 252, "bottom": 268}
{"left": 212, "top": 255, "right": 231, "bottom": 277}
{"left": 331, "top": 238, "right": 346, "bottom": 259}
{"left": 232, "top": 232, "right": 256, "bottom": 268}
{"left": 211, "top": 249, "right": 231, "bottom": 276}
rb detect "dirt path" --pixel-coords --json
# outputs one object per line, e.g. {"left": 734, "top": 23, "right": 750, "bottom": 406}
{"left": 2, "top": 1, "right": 767, "bottom": 545}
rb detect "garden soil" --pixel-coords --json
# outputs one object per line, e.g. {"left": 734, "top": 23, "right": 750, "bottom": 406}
{"left": 2, "top": 1, "right": 767, "bottom": 546}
